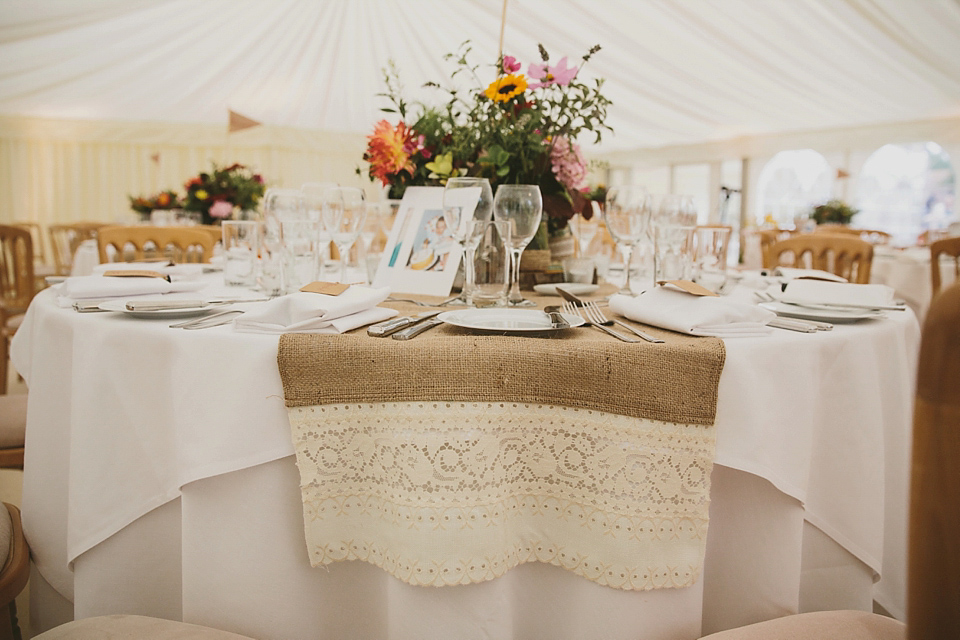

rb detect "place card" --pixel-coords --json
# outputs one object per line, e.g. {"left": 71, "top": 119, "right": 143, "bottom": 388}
{"left": 102, "top": 270, "right": 170, "bottom": 280}
{"left": 657, "top": 280, "right": 719, "bottom": 297}
{"left": 300, "top": 281, "right": 350, "bottom": 296}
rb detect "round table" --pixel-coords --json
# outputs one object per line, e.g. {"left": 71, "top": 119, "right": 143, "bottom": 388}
{"left": 11, "top": 278, "right": 920, "bottom": 639}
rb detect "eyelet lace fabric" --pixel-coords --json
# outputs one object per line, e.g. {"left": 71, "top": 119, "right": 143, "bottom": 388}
{"left": 288, "top": 401, "right": 715, "bottom": 590}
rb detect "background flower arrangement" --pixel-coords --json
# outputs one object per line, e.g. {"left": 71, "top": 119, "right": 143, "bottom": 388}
{"left": 128, "top": 189, "right": 182, "bottom": 218}
{"left": 182, "top": 162, "right": 266, "bottom": 225}
{"left": 810, "top": 199, "right": 859, "bottom": 225}
{"left": 359, "top": 42, "right": 612, "bottom": 237}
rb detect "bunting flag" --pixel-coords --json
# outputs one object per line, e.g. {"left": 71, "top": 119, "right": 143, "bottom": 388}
{"left": 228, "top": 109, "right": 261, "bottom": 133}
{"left": 149, "top": 152, "right": 160, "bottom": 165}
{"left": 837, "top": 168, "right": 850, "bottom": 179}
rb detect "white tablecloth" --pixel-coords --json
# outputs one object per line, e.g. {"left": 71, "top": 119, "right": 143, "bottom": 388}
{"left": 10, "top": 279, "right": 920, "bottom": 638}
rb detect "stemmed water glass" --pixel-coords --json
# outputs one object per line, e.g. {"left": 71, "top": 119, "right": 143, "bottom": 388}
{"left": 321, "top": 187, "right": 366, "bottom": 284}
{"left": 261, "top": 188, "right": 305, "bottom": 295}
{"left": 493, "top": 184, "right": 543, "bottom": 307}
{"left": 442, "top": 177, "right": 494, "bottom": 305}
{"left": 301, "top": 182, "right": 338, "bottom": 278}
{"left": 603, "top": 186, "right": 653, "bottom": 295}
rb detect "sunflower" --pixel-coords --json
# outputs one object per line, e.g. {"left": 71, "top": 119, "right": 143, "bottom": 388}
{"left": 483, "top": 73, "right": 528, "bottom": 102}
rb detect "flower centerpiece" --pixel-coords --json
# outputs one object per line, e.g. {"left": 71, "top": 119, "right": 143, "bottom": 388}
{"left": 359, "top": 42, "right": 612, "bottom": 242}
{"left": 182, "top": 162, "right": 266, "bottom": 225}
{"left": 810, "top": 199, "right": 859, "bottom": 225}
{"left": 128, "top": 189, "right": 182, "bottom": 220}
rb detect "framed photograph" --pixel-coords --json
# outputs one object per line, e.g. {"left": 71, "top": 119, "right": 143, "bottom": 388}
{"left": 372, "top": 187, "right": 463, "bottom": 296}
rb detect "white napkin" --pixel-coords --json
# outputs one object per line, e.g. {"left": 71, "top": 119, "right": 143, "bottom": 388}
{"left": 234, "top": 286, "right": 396, "bottom": 334}
{"left": 772, "top": 267, "right": 847, "bottom": 283}
{"left": 779, "top": 280, "right": 895, "bottom": 307}
{"left": 610, "top": 289, "right": 776, "bottom": 338}
{"left": 56, "top": 275, "right": 207, "bottom": 303}
{"left": 92, "top": 262, "right": 204, "bottom": 280}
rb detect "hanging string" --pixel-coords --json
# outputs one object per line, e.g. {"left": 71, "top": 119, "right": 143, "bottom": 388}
{"left": 498, "top": 0, "right": 508, "bottom": 67}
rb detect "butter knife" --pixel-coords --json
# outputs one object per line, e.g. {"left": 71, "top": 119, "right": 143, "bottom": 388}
{"left": 367, "top": 311, "right": 441, "bottom": 337}
{"left": 392, "top": 316, "right": 444, "bottom": 340}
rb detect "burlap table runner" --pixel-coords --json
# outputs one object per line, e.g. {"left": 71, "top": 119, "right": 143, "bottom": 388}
{"left": 279, "top": 293, "right": 726, "bottom": 590}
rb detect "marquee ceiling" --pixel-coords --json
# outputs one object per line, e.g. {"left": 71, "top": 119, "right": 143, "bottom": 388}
{"left": 2, "top": 0, "right": 960, "bottom": 152}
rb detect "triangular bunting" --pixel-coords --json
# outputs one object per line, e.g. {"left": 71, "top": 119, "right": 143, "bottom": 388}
{"left": 837, "top": 168, "right": 850, "bottom": 179}
{"left": 228, "top": 109, "right": 261, "bottom": 133}
{"left": 149, "top": 152, "right": 160, "bottom": 164}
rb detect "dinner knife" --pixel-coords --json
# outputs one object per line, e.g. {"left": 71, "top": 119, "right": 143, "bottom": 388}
{"left": 367, "top": 311, "right": 441, "bottom": 337}
{"left": 125, "top": 298, "right": 270, "bottom": 311}
{"left": 392, "top": 316, "right": 444, "bottom": 340}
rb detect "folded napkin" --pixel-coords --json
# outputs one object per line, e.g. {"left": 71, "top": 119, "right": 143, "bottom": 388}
{"left": 92, "top": 262, "right": 204, "bottom": 280}
{"left": 772, "top": 267, "right": 847, "bottom": 283}
{"left": 610, "top": 288, "right": 776, "bottom": 338}
{"left": 56, "top": 275, "right": 207, "bottom": 303}
{"left": 234, "top": 286, "right": 396, "bottom": 334}
{"left": 779, "top": 280, "right": 895, "bottom": 307}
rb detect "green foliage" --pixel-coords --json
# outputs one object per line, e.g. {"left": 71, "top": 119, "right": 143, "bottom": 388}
{"left": 810, "top": 199, "right": 859, "bottom": 225}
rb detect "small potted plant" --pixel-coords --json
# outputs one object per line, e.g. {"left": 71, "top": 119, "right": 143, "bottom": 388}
{"left": 810, "top": 199, "right": 859, "bottom": 225}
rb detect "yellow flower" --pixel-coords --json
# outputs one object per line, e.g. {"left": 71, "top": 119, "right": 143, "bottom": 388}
{"left": 195, "top": 189, "right": 209, "bottom": 200}
{"left": 483, "top": 74, "right": 527, "bottom": 102}
{"left": 425, "top": 152, "right": 455, "bottom": 179}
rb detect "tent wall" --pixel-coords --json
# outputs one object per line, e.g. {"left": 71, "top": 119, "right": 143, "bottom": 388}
{"left": 0, "top": 116, "right": 369, "bottom": 227}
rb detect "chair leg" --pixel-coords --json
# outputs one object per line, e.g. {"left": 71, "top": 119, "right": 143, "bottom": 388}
{"left": 0, "top": 335, "right": 8, "bottom": 396}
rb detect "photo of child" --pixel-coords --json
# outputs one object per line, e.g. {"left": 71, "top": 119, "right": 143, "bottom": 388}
{"left": 406, "top": 209, "right": 455, "bottom": 271}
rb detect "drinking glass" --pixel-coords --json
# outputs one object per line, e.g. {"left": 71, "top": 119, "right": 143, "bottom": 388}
{"left": 321, "top": 187, "right": 366, "bottom": 283}
{"left": 261, "top": 188, "right": 305, "bottom": 294}
{"left": 281, "top": 218, "right": 320, "bottom": 292}
{"left": 652, "top": 194, "right": 698, "bottom": 284}
{"left": 442, "top": 177, "right": 494, "bottom": 305}
{"left": 493, "top": 184, "right": 542, "bottom": 307}
{"left": 221, "top": 221, "right": 259, "bottom": 287}
{"left": 692, "top": 226, "right": 731, "bottom": 293}
{"left": 470, "top": 220, "right": 511, "bottom": 307}
{"left": 302, "top": 182, "right": 338, "bottom": 279}
{"left": 603, "top": 186, "right": 652, "bottom": 295}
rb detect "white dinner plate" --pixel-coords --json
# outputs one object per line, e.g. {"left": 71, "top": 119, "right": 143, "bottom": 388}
{"left": 759, "top": 301, "right": 884, "bottom": 323}
{"left": 98, "top": 298, "right": 218, "bottom": 319}
{"left": 438, "top": 308, "right": 585, "bottom": 332}
{"left": 533, "top": 283, "right": 599, "bottom": 296}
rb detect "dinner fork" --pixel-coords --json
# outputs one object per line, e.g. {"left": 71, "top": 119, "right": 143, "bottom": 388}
{"left": 561, "top": 301, "right": 640, "bottom": 343}
{"left": 584, "top": 301, "right": 665, "bottom": 343}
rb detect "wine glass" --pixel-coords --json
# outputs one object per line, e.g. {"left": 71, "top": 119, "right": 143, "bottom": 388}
{"left": 493, "top": 185, "right": 543, "bottom": 307}
{"left": 302, "top": 182, "right": 338, "bottom": 278}
{"left": 653, "top": 194, "right": 698, "bottom": 283}
{"left": 261, "top": 188, "right": 304, "bottom": 294}
{"left": 442, "top": 177, "right": 494, "bottom": 305}
{"left": 321, "top": 187, "right": 366, "bottom": 283}
{"left": 603, "top": 186, "right": 652, "bottom": 295}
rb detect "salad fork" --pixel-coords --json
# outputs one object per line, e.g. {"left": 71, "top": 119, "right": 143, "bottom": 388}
{"left": 584, "top": 301, "right": 664, "bottom": 343}
{"left": 561, "top": 301, "right": 640, "bottom": 343}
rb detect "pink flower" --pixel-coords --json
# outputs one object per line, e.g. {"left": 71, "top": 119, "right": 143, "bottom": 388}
{"left": 208, "top": 200, "right": 234, "bottom": 219}
{"left": 549, "top": 136, "right": 587, "bottom": 192}
{"left": 527, "top": 56, "right": 578, "bottom": 89}
{"left": 502, "top": 55, "right": 521, "bottom": 74}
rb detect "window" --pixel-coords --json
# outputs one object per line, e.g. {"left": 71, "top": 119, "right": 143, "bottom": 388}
{"left": 756, "top": 150, "right": 834, "bottom": 228}
{"left": 855, "top": 142, "right": 956, "bottom": 246}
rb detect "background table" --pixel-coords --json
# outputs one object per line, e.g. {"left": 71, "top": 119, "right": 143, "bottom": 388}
{"left": 11, "top": 282, "right": 920, "bottom": 639}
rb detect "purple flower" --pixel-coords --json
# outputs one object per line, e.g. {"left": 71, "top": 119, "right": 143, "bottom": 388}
{"left": 527, "top": 57, "right": 578, "bottom": 89}
{"left": 550, "top": 136, "right": 587, "bottom": 192}
{"left": 502, "top": 55, "right": 521, "bottom": 74}
{"left": 208, "top": 200, "right": 234, "bottom": 219}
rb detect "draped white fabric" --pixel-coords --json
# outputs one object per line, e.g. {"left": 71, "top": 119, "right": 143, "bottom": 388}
{"left": 1, "top": 0, "right": 960, "bottom": 153}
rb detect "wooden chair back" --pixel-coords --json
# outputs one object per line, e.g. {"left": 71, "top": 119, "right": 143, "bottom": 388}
{"left": 928, "top": 236, "right": 960, "bottom": 296}
{"left": 909, "top": 283, "right": 960, "bottom": 639}
{"left": 756, "top": 229, "right": 796, "bottom": 269}
{"left": 768, "top": 234, "right": 873, "bottom": 283}
{"left": 0, "top": 226, "right": 35, "bottom": 311}
{"left": 97, "top": 226, "right": 216, "bottom": 264}
{"left": 49, "top": 222, "right": 107, "bottom": 275}
{"left": 814, "top": 225, "right": 892, "bottom": 245}
{"left": 11, "top": 223, "right": 46, "bottom": 265}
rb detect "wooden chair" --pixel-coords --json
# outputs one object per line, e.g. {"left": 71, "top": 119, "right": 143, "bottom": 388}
{"left": 0, "top": 503, "right": 29, "bottom": 640}
{"left": 814, "top": 225, "right": 892, "bottom": 245}
{"left": 48, "top": 223, "right": 107, "bottom": 276}
{"left": 756, "top": 228, "right": 796, "bottom": 269}
{"left": 10, "top": 223, "right": 46, "bottom": 267}
{"left": 97, "top": 226, "right": 216, "bottom": 264}
{"left": 0, "top": 226, "right": 35, "bottom": 396}
{"left": 908, "top": 282, "right": 960, "bottom": 639}
{"left": 197, "top": 224, "right": 226, "bottom": 247}
{"left": 928, "top": 236, "right": 960, "bottom": 296}
{"left": 0, "top": 395, "right": 25, "bottom": 469}
{"left": 767, "top": 234, "right": 874, "bottom": 283}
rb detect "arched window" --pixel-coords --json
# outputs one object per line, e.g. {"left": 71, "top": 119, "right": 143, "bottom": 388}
{"left": 756, "top": 150, "right": 834, "bottom": 228}
{"left": 855, "top": 142, "right": 956, "bottom": 246}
